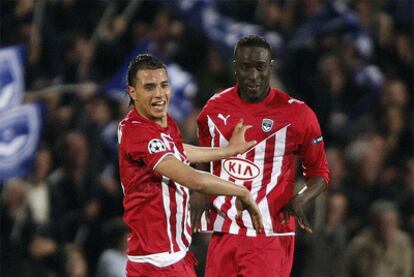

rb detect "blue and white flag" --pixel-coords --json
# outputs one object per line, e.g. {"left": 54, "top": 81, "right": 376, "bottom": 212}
{"left": 0, "top": 45, "right": 25, "bottom": 112}
{"left": 288, "top": 1, "right": 373, "bottom": 58}
{"left": 104, "top": 39, "right": 197, "bottom": 123}
{"left": 0, "top": 103, "right": 42, "bottom": 181}
{"left": 169, "top": 0, "right": 284, "bottom": 57}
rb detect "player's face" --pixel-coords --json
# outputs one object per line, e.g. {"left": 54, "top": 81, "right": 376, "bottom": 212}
{"left": 234, "top": 46, "right": 273, "bottom": 103}
{"left": 128, "top": 68, "right": 171, "bottom": 127}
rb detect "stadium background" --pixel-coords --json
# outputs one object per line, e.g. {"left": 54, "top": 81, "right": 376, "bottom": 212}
{"left": 0, "top": 0, "right": 412, "bottom": 276}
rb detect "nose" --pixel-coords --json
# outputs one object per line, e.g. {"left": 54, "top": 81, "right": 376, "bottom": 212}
{"left": 154, "top": 85, "right": 163, "bottom": 97}
{"left": 247, "top": 68, "right": 259, "bottom": 81}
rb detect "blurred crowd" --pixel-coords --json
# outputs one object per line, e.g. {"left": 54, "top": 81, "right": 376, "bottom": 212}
{"left": 0, "top": 0, "right": 412, "bottom": 277}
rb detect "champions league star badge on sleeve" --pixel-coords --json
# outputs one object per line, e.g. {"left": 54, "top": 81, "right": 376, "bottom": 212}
{"left": 148, "top": 139, "right": 167, "bottom": 154}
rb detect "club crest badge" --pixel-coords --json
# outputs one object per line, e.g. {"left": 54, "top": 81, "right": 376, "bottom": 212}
{"left": 148, "top": 139, "right": 166, "bottom": 153}
{"left": 261, "top": 118, "right": 273, "bottom": 132}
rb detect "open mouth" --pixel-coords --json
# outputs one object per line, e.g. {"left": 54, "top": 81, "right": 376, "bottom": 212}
{"left": 247, "top": 84, "right": 260, "bottom": 91}
{"left": 151, "top": 100, "right": 166, "bottom": 111}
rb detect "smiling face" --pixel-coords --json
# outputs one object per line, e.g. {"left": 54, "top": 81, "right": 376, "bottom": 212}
{"left": 128, "top": 68, "right": 171, "bottom": 127}
{"left": 234, "top": 46, "right": 273, "bottom": 103}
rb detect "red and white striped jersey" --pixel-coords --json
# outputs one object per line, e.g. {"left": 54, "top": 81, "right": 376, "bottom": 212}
{"left": 197, "top": 84, "right": 330, "bottom": 237}
{"left": 118, "top": 108, "right": 192, "bottom": 264}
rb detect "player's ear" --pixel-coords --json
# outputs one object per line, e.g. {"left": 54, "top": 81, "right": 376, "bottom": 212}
{"left": 127, "top": 86, "right": 137, "bottom": 101}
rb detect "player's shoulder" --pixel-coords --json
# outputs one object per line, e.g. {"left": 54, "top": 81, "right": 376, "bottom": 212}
{"left": 273, "top": 88, "right": 313, "bottom": 111}
{"left": 272, "top": 88, "right": 318, "bottom": 124}
{"left": 273, "top": 88, "right": 301, "bottom": 106}
{"left": 119, "top": 110, "right": 159, "bottom": 142}
{"left": 198, "top": 87, "right": 236, "bottom": 119}
{"left": 119, "top": 111, "right": 150, "bottom": 130}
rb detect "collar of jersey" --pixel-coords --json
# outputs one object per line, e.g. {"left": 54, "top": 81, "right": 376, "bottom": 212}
{"left": 232, "top": 83, "right": 276, "bottom": 108}
{"left": 129, "top": 107, "right": 170, "bottom": 131}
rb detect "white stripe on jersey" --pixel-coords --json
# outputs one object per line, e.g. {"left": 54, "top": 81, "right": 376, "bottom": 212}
{"left": 226, "top": 152, "right": 248, "bottom": 234}
{"left": 169, "top": 139, "right": 192, "bottom": 251}
{"left": 258, "top": 125, "right": 289, "bottom": 234}
{"left": 208, "top": 116, "right": 230, "bottom": 232}
{"left": 266, "top": 125, "right": 289, "bottom": 194}
{"left": 177, "top": 184, "right": 192, "bottom": 247}
{"left": 174, "top": 185, "right": 186, "bottom": 250}
{"left": 207, "top": 115, "right": 229, "bottom": 148}
{"left": 161, "top": 177, "right": 174, "bottom": 252}
{"left": 245, "top": 134, "right": 267, "bottom": 236}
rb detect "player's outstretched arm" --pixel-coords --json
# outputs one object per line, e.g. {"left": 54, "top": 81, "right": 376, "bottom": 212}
{"left": 183, "top": 119, "right": 256, "bottom": 164}
{"left": 281, "top": 176, "right": 327, "bottom": 233}
{"left": 155, "top": 155, "right": 263, "bottom": 233}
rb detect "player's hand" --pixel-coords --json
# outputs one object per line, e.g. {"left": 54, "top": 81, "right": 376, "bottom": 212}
{"left": 226, "top": 119, "right": 257, "bottom": 156}
{"left": 190, "top": 192, "right": 210, "bottom": 233}
{"left": 236, "top": 192, "right": 264, "bottom": 233}
{"left": 281, "top": 195, "right": 313, "bottom": 234}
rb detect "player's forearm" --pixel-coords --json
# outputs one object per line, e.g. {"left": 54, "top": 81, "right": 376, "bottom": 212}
{"left": 183, "top": 144, "right": 234, "bottom": 164}
{"left": 155, "top": 155, "right": 248, "bottom": 198}
{"left": 194, "top": 170, "right": 249, "bottom": 198}
{"left": 295, "top": 176, "right": 327, "bottom": 205}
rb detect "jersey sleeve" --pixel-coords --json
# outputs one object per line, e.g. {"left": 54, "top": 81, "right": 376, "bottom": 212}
{"left": 298, "top": 105, "right": 330, "bottom": 185}
{"left": 122, "top": 125, "right": 175, "bottom": 170}
{"left": 196, "top": 110, "right": 212, "bottom": 147}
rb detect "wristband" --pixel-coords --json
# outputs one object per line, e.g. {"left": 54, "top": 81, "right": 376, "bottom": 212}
{"left": 298, "top": 185, "right": 308, "bottom": 195}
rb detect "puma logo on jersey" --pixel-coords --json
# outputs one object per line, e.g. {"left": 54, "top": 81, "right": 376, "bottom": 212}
{"left": 222, "top": 158, "right": 260, "bottom": 181}
{"left": 217, "top": 113, "right": 230, "bottom": 125}
{"left": 288, "top": 98, "right": 304, "bottom": 104}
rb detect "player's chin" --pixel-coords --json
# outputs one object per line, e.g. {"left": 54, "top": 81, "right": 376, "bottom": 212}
{"left": 245, "top": 92, "right": 263, "bottom": 101}
{"left": 150, "top": 111, "right": 167, "bottom": 121}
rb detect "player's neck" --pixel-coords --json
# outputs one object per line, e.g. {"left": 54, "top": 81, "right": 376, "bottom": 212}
{"left": 134, "top": 107, "right": 168, "bottom": 128}
{"left": 238, "top": 87, "right": 271, "bottom": 104}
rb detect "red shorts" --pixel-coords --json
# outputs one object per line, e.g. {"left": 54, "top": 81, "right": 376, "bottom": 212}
{"left": 126, "top": 251, "right": 198, "bottom": 277}
{"left": 205, "top": 232, "right": 294, "bottom": 277}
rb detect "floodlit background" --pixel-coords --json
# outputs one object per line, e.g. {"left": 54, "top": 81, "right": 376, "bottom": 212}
{"left": 0, "top": 1, "right": 413, "bottom": 277}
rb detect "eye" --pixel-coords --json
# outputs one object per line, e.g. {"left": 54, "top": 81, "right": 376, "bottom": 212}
{"left": 256, "top": 64, "right": 266, "bottom": 71}
{"left": 144, "top": 84, "right": 156, "bottom": 90}
{"left": 161, "top": 82, "right": 170, "bottom": 89}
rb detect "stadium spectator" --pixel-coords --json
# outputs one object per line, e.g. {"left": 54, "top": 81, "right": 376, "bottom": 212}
{"left": 26, "top": 146, "right": 53, "bottom": 227}
{"left": 96, "top": 218, "right": 128, "bottom": 277}
{"left": 0, "top": 178, "right": 34, "bottom": 276}
{"left": 345, "top": 200, "right": 413, "bottom": 277}
{"left": 301, "top": 191, "right": 348, "bottom": 277}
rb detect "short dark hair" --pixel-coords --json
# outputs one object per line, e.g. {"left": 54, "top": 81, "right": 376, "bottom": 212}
{"left": 234, "top": 35, "right": 272, "bottom": 57}
{"left": 127, "top": 54, "right": 166, "bottom": 87}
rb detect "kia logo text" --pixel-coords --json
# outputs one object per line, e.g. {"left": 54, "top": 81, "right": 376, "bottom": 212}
{"left": 222, "top": 158, "right": 260, "bottom": 181}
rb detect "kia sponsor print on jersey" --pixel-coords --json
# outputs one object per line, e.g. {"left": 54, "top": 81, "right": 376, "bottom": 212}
{"left": 222, "top": 158, "right": 260, "bottom": 181}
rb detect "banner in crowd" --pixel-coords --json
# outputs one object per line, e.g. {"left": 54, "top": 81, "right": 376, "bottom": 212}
{"left": 104, "top": 39, "right": 197, "bottom": 123}
{"left": 0, "top": 45, "right": 25, "bottom": 112}
{"left": 0, "top": 103, "right": 42, "bottom": 181}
